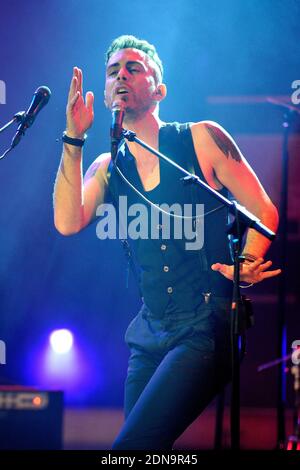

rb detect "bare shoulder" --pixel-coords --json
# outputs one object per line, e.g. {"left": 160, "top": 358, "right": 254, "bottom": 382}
{"left": 84, "top": 152, "right": 112, "bottom": 184}
{"left": 88, "top": 152, "right": 111, "bottom": 173}
{"left": 190, "top": 120, "right": 242, "bottom": 163}
{"left": 190, "top": 120, "right": 233, "bottom": 141}
{"left": 190, "top": 120, "right": 221, "bottom": 132}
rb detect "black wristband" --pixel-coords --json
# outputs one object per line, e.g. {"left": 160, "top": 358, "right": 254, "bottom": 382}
{"left": 62, "top": 131, "right": 86, "bottom": 147}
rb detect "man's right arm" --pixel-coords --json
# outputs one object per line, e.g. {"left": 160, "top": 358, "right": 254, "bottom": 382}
{"left": 53, "top": 143, "right": 85, "bottom": 235}
{"left": 53, "top": 144, "right": 111, "bottom": 235}
{"left": 53, "top": 67, "right": 110, "bottom": 235}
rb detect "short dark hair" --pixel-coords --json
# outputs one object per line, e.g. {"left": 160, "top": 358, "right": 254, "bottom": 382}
{"left": 105, "top": 35, "right": 163, "bottom": 83}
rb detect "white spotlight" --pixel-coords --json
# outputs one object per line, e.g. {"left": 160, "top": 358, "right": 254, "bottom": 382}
{"left": 50, "top": 329, "right": 74, "bottom": 354}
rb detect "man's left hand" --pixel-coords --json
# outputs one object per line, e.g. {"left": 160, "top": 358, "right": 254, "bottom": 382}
{"left": 211, "top": 258, "right": 281, "bottom": 284}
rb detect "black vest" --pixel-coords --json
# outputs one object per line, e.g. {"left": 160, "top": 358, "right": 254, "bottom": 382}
{"left": 107, "top": 122, "right": 233, "bottom": 316}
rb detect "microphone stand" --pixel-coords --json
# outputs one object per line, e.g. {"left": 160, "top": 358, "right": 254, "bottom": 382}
{"left": 0, "top": 111, "right": 26, "bottom": 134}
{"left": 116, "top": 128, "right": 275, "bottom": 450}
{"left": 258, "top": 350, "right": 300, "bottom": 450}
{"left": 275, "top": 109, "right": 290, "bottom": 449}
{"left": 0, "top": 111, "right": 26, "bottom": 160}
{"left": 288, "top": 363, "right": 300, "bottom": 451}
{"left": 267, "top": 101, "right": 300, "bottom": 449}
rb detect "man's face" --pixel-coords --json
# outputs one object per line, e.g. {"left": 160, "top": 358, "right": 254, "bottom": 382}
{"left": 104, "top": 48, "right": 159, "bottom": 119}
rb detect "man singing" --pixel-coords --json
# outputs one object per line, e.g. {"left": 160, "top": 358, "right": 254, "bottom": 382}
{"left": 54, "top": 35, "right": 280, "bottom": 449}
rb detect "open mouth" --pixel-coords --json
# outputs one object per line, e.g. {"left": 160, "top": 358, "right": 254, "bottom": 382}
{"left": 116, "top": 88, "right": 130, "bottom": 95}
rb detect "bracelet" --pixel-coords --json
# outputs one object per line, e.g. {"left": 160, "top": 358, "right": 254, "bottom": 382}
{"left": 240, "top": 254, "right": 256, "bottom": 287}
{"left": 239, "top": 282, "right": 254, "bottom": 288}
{"left": 242, "top": 253, "right": 258, "bottom": 263}
{"left": 240, "top": 253, "right": 257, "bottom": 289}
{"left": 62, "top": 131, "right": 87, "bottom": 147}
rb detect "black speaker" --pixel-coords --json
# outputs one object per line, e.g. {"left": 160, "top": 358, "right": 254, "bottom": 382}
{"left": 0, "top": 387, "right": 64, "bottom": 449}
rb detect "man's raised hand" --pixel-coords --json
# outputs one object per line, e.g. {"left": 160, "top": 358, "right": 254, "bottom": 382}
{"left": 66, "top": 67, "right": 94, "bottom": 139}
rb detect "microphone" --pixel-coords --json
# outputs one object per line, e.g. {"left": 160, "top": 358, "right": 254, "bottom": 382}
{"left": 110, "top": 105, "right": 125, "bottom": 143}
{"left": 11, "top": 86, "right": 51, "bottom": 148}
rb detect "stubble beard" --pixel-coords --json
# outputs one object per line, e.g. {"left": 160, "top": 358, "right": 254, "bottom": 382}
{"left": 122, "top": 97, "right": 157, "bottom": 125}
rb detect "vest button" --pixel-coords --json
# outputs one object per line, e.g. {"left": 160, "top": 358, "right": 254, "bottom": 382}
{"left": 163, "top": 266, "right": 169, "bottom": 272}
{"left": 167, "top": 287, "right": 173, "bottom": 294}
{"left": 161, "top": 244, "right": 167, "bottom": 251}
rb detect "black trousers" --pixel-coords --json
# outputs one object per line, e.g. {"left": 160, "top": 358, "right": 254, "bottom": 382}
{"left": 112, "top": 297, "right": 232, "bottom": 450}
